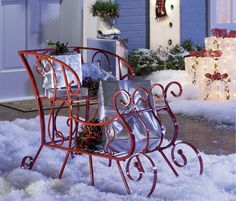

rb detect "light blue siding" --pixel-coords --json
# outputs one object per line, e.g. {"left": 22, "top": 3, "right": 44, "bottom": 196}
{"left": 180, "top": 0, "right": 207, "bottom": 46}
{"left": 115, "top": 0, "right": 148, "bottom": 50}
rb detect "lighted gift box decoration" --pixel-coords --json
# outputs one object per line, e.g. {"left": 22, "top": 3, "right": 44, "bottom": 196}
{"left": 185, "top": 29, "right": 236, "bottom": 101}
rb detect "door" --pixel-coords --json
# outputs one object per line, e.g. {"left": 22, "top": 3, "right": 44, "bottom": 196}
{"left": 210, "top": 0, "right": 236, "bottom": 31}
{"left": 149, "top": 0, "right": 180, "bottom": 50}
{"left": 0, "top": 0, "right": 83, "bottom": 102}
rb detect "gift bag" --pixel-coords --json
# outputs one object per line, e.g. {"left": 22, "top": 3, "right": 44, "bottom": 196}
{"left": 98, "top": 80, "right": 162, "bottom": 153}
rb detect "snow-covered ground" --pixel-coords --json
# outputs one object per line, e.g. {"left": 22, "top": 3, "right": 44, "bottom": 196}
{"left": 146, "top": 70, "right": 236, "bottom": 126}
{"left": 0, "top": 116, "right": 235, "bottom": 201}
{"left": 0, "top": 70, "right": 235, "bottom": 200}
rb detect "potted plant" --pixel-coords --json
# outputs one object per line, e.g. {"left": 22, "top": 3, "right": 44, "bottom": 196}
{"left": 47, "top": 40, "right": 69, "bottom": 55}
{"left": 90, "top": 0, "right": 120, "bottom": 39}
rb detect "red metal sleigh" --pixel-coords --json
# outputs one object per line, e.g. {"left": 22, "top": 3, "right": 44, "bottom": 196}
{"left": 18, "top": 47, "right": 203, "bottom": 197}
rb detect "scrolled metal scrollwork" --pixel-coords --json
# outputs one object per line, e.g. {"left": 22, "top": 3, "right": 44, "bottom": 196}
{"left": 164, "top": 81, "right": 183, "bottom": 99}
{"left": 171, "top": 141, "right": 203, "bottom": 175}
{"left": 149, "top": 83, "right": 165, "bottom": 101}
{"left": 113, "top": 89, "right": 132, "bottom": 114}
{"left": 21, "top": 156, "right": 34, "bottom": 169}
{"left": 91, "top": 50, "right": 112, "bottom": 72}
{"left": 132, "top": 87, "right": 149, "bottom": 108}
{"left": 104, "top": 125, "right": 116, "bottom": 154}
{"left": 125, "top": 153, "right": 158, "bottom": 197}
{"left": 47, "top": 101, "right": 68, "bottom": 146}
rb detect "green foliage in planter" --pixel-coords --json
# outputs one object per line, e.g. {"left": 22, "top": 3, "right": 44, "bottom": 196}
{"left": 47, "top": 40, "right": 69, "bottom": 55}
{"left": 90, "top": 0, "right": 119, "bottom": 20}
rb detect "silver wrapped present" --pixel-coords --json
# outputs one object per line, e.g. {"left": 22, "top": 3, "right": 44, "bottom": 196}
{"left": 82, "top": 62, "right": 116, "bottom": 81}
{"left": 43, "top": 53, "right": 82, "bottom": 90}
{"left": 98, "top": 80, "right": 162, "bottom": 153}
{"left": 44, "top": 86, "right": 88, "bottom": 99}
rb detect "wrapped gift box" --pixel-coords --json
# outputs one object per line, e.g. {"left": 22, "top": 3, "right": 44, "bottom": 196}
{"left": 185, "top": 57, "right": 215, "bottom": 85}
{"left": 44, "top": 86, "right": 88, "bottom": 99}
{"left": 42, "top": 53, "right": 82, "bottom": 90}
{"left": 205, "top": 37, "right": 236, "bottom": 55}
{"left": 202, "top": 79, "right": 231, "bottom": 101}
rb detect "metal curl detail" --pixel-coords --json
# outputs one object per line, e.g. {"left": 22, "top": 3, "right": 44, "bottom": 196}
{"left": 132, "top": 87, "right": 149, "bottom": 107}
{"left": 164, "top": 81, "right": 182, "bottom": 98}
{"left": 125, "top": 153, "right": 158, "bottom": 197}
{"left": 55, "top": 130, "right": 65, "bottom": 145}
{"left": 171, "top": 141, "right": 204, "bottom": 175}
{"left": 149, "top": 83, "right": 165, "bottom": 101}
{"left": 92, "top": 51, "right": 112, "bottom": 72}
{"left": 104, "top": 125, "right": 116, "bottom": 154}
{"left": 113, "top": 90, "right": 132, "bottom": 113}
{"left": 21, "top": 156, "right": 34, "bottom": 169}
{"left": 47, "top": 101, "right": 67, "bottom": 145}
{"left": 35, "top": 56, "right": 49, "bottom": 77}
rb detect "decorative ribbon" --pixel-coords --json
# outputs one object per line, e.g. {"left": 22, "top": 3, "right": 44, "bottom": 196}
{"left": 155, "top": 0, "right": 168, "bottom": 21}
{"left": 211, "top": 28, "right": 236, "bottom": 38}
{"left": 189, "top": 49, "right": 222, "bottom": 58}
{"left": 205, "top": 72, "right": 228, "bottom": 81}
{"left": 228, "top": 30, "right": 236, "bottom": 38}
{"left": 211, "top": 28, "right": 228, "bottom": 37}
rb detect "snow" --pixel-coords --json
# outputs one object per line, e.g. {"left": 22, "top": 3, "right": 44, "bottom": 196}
{"left": 0, "top": 117, "right": 235, "bottom": 201}
{"left": 0, "top": 69, "right": 235, "bottom": 200}
{"left": 146, "top": 70, "right": 236, "bottom": 126}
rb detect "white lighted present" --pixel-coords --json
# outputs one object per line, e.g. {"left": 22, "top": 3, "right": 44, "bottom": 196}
{"left": 205, "top": 37, "right": 236, "bottom": 54}
{"left": 185, "top": 49, "right": 236, "bottom": 101}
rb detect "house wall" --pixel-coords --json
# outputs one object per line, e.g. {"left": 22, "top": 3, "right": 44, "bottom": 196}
{"left": 115, "top": 0, "right": 149, "bottom": 50}
{"left": 116, "top": 0, "right": 207, "bottom": 50}
{"left": 180, "top": 0, "right": 207, "bottom": 46}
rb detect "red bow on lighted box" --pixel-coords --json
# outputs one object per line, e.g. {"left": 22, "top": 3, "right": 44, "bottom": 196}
{"left": 189, "top": 49, "right": 222, "bottom": 58}
{"left": 205, "top": 72, "right": 228, "bottom": 81}
{"left": 211, "top": 28, "right": 236, "bottom": 38}
{"left": 228, "top": 30, "right": 236, "bottom": 38}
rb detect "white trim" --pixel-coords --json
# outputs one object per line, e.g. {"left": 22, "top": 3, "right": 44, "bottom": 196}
{"left": 1, "top": 0, "right": 25, "bottom": 5}
{"left": 82, "top": 0, "right": 97, "bottom": 46}
{"left": 0, "top": 95, "right": 35, "bottom": 103}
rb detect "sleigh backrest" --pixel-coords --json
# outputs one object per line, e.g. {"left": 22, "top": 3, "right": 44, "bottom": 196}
{"left": 18, "top": 47, "right": 135, "bottom": 100}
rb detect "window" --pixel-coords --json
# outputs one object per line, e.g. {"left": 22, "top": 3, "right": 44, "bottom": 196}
{"left": 210, "top": 0, "right": 236, "bottom": 30}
